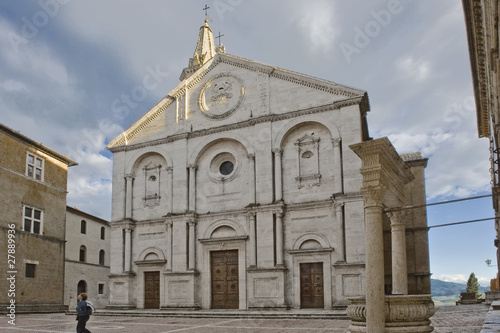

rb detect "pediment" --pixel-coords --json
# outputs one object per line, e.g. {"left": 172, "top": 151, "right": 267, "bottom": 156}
{"left": 107, "top": 52, "right": 368, "bottom": 150}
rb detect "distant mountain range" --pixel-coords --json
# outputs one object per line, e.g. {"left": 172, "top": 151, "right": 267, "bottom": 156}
{"left": 431, "top": 278, "right": 490, "bottom": 305}
{"left": 431, "top": 278, "right": 489, "bottom": 296}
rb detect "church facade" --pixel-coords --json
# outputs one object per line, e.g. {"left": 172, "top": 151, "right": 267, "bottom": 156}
{"left": 106, "top": 20, "right": 431, "bottom": 310}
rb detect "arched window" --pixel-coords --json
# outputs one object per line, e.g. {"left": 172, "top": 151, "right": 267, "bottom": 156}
{"left": 77, "top": 280, "right": 87, "bottom": 295}
{"left": 80, "top": 220, "right": 87, "bottom": 234}
{"left": 79, "top": 245, "right": 86, "bottom": 262}
{"left": 100, "top": 227, "right": 105, "bottom": 240}
{"left": 99, "top": 250, "right": 105, "bottom": 265}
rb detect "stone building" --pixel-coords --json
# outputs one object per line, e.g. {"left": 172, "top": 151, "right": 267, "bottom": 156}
{"left": 0, "top": 122, "right": 76, "bottom": 313}
{"left": 106, "top": 19, "right": 432, "bottom": 317}
{"left": 462, "top": 0, "right": 500, "bottom": 295}
{"left": 65, "top": 206, "right": 110, "bottom": 309}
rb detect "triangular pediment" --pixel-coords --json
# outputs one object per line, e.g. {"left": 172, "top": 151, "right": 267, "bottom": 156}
{"left": 107, "top": 53, "right": 368, "bottom": 150}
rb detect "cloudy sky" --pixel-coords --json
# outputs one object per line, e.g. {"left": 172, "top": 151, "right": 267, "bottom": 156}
{"left": 1, "top": 0, "right": 496, "bottom": 286}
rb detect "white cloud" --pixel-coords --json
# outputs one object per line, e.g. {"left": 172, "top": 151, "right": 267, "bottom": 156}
{"left": 397, "top": 56, "right": 430, "bottom": 82}
{"left": 434, "top": 273, "right": 490, "bottom": 287}
{"left": 2, "top": 79, "right": 28, "bottom": 92}
{"left": 296, "top": 1, "right": 338, "bottom": 52}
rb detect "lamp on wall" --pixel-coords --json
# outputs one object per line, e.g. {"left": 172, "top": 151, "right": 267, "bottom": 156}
{"left": 485, "top": 259, "right": 497, "bottom": 267}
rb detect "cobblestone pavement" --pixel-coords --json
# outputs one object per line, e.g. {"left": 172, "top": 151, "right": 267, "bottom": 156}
{"left": 430, "top": 304, "right": 490, "bottom": 333}
{"left": 0, "top": 304, "right": 490, "bottom": 333}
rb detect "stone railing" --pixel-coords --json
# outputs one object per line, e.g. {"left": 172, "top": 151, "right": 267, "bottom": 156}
{"left": 347, "top": 295, "right": 435, "bottom": 332}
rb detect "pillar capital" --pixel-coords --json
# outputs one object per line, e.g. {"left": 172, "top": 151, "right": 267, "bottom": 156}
{"left": 273, "top": 209, "right": 284, "bottom": 218}
{"left": 188, "top": 164, "right": 198, "bottom": 170}
{"left": 166, "top": 166, "right": 173, "bottom": 173}
{"left": 361, "top": 185, "right": 386, "bottom": 208}
{"left": 272, "top": 148, "right": 283, "bottom": 155}
{"left": 125, "top": 174, "right": 135, "bottom": 180}
{"left": 387, "top": 209, "right": 407, "bottom": 227}
{"left": 332, "top": 138, "right": 342, "bottom": 148}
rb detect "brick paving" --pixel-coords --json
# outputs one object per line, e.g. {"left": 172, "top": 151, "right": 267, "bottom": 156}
{"left": 0, "top": 304, "right": 491, "bottom": 333}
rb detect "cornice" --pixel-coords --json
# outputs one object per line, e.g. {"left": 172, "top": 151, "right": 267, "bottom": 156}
{"left": 108, "top": 97, "right": 364, "bottom": 153}
{"left": 462, "top": 0, "right": 491, "bottom": 138}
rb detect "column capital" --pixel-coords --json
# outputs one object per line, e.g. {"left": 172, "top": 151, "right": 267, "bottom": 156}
{"left": 387, "top": 209, "right": 407, "bottom": 227}
{"left": 165, "top": 220, "right": 173, "bottom": 229}
{"left": 166, "top": 166, "right": 173, "bottom": 173}
{"left": 188, "top": 164, "right": 198, "bottom": 170}
{"left": 125, "top": 174, "right": 135, "bottom": 180}
{"left": 246, "top": 211, "right": 257, "bottom": 218}
{"left": 332, "top": 138, "right": 342, "bottom": 148}
{"left": 334, "top": 202, "right": 344, "bottom": 212}
{"left": 124, "top": 226, "right": 135, "bottom": 233}
{"left": 361, "top": 185, "right": 386, "bottom": 207}
{"left": 248, "top": 153, "right": 255, "bottom": 160}
{"left": 272, "top": 148, "right": 283, "bottom": 155}
{"left": 273, "top": 209, "right": 284, "bottom": 218}
{"left": 187, "top": 219, "right": 198, "bottom": 226}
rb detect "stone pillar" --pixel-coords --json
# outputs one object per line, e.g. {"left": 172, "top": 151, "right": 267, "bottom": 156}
{"left": 335, "top": 202, "right": 345, "bottom": 262}
{"left": 125, "top": 175, "right": 134, "bottom": 219}
{"left": 188, "top": 164, "right": 197, "bottom": 212}
{"left": 188, "top": 219, "right": 197, "bottom": 270}
{"left": 124, "top": 226, "right": 134, "bottom": 273}
{"left": 332, "top": 138, "right": 343, "bottom": 194}
{"left": 248, "top": 212, "right": 257, "bottom": 267}
{"left": 167, "top": 166, "right": 173, "bottom": 214}
{"left": 275, "top": 209, "right": 284, "bottom": 267}
{"left": 248, "top": 154, "right": 256, "bottom": 204}
{"left": 165, "top": 220, "right": 173, "bottom": 272}
{"left": 388, "top": 210, "right": 408, "bottom": 295}
{"left": 273, "top": 149, "right": 283, "bottom": 201}
{"left": 361, "top": 185, "right": 386, "bottom": 333}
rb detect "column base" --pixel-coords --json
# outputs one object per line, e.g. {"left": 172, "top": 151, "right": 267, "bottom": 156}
{"left": 347, "top": 295, "right": 435, "bottom": 333}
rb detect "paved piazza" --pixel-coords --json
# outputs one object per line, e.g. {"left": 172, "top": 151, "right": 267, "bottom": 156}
{"left": 0, "top": 304, "right": 490, "bottom": 333}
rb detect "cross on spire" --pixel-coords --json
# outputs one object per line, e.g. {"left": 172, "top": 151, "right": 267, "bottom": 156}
{"left": 202, "top": 4, "right": 210, "bottom": 20}
{"left": 216, "top": 31, "right": 224, "bottom": 45}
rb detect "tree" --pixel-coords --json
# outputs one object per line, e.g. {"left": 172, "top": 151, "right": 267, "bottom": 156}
{"left": 466, "top": 272, "right": 482, "bottom": 299}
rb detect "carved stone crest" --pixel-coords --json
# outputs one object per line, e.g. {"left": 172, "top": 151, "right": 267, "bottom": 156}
{"left": 199, "top": 73, "right": 245, "bottom": 119}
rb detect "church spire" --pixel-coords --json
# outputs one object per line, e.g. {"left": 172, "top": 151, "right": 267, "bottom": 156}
{"left": 191, "top": 19, "right": 216, "bottom": 68}
{"left": 179, "top": 6, "right": 224, "bottom": 81}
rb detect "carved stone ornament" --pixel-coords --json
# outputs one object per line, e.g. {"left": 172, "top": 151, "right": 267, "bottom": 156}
{"left": 361, "top": 186, "right": 386, "bottom": 207}
{"left": 199, "top": 73, "right": 245, "bottom": 119}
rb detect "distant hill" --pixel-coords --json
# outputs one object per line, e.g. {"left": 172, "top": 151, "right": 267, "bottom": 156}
{"left": 431, "top": 278, "right": 490, "bottom": 306}
{"left": 431, "top": 278, "right": 489, "bottom": 296}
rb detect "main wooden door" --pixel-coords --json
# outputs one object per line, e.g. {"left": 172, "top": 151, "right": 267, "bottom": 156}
{"left": 300, "top": 262, "right": 324, "bottom": 308}
{"left": 211, "top": 250, "right": 239, "bottom": 309}
{"left": 144, "top": 271, "right": 160, "bottom": 309}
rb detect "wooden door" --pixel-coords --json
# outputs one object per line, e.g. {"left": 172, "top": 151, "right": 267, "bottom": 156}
{"left": 300, "top": 262, "right": 324, "bottom": 308}
{"left": 211, "top": 250, "right": 239, "bottom": 309}
{"left": 144, "top": 271, "right": 160, "bottom": 309}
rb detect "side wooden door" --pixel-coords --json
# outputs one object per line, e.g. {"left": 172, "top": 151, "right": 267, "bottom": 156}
{"left": 144, "top": 271, "right": 160, "bottom": 309}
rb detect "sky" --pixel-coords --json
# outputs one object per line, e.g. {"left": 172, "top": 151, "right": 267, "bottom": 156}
{"left": 0, "top": 0, "right": 496, "bottom": 288}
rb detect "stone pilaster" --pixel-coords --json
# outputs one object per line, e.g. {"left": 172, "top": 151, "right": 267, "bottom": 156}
{"left": 247, "top": 211, "right": 257, "bottom": 267}
{"left": 124, "top": 226, "right": 134, "bottom": 273}
{"left": 188, "top": 164, "right": 197, "bottom": 211}
{"left": 274, "top": 209, "right": 284, "bottom": 267}
{"left": 273, "top": 148, "right": 283, "bottom": 201}
{"left": 334, "top": 202, "right": 345, "bottom": 262}
{"left": 332, "top": 138, "right": 343, "bottom": 194}
{"left": 187, "top": 219, "right": 197, "bottom": 270}
{"left": 125, "top": 175, "right": 134, "bottom": 219}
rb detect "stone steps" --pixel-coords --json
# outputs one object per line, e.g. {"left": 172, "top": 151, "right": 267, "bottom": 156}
{"left": 67, "top": 309, "right": 348, "bottom": 320}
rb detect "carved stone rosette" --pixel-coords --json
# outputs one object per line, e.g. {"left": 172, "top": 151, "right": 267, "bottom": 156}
{"left": 347, "top": 295, "right": 435, "bottom": 332}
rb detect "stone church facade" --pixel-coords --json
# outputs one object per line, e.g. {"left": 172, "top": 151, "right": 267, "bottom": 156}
{"left": 106, "top": 20, "right": 431, "bottom": 311}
